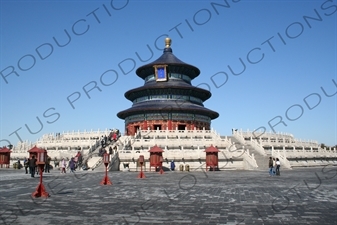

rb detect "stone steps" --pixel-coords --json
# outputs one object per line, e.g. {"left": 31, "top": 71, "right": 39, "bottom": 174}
{"left": 229, "top": 136, "right": 269, "bottom": 171}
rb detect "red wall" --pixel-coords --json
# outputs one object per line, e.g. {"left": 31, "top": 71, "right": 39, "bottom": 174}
{"left": 125, "top": 120, "right": 210, "bottom": 135}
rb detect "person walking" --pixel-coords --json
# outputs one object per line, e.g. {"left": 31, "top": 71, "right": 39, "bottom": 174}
{"left": 101, "top": 135, "right": 105, "bottom": 147}
{"left": 45, "top": 156, "right": 51, "bottom": 173}
{"left": 24, "top": 157, "right": 29, "bottom": 174}
{"left": 29, "top": 156, "right": 37, "bottom": 178}
{"left": 60, "top": 158, "right": 67, "bottom": 174}
{"left": 170, "top": 160, "right": 176, "bottom": 171}
{"left": 276, "top": 158, "right": 281, "bottom": 176}
{"left": 17, "top": 159, "right": 21, "bottom": 169}
{"left": 69, "top": 158, "right": 76, "bottom": 173}
{"left": 268, "top": 157, "right": 273, "bottom": 176}
{"left": 78, "top": 153, "right": 83, "bottom": 168}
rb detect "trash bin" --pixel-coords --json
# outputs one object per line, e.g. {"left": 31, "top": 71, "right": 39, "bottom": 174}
{"left": 179, "top": 164, "right": 184, "bottom": 171}
{"left": 185, "top": 164, "right": 190, "bottom": 171}
{"left": 13, "top": 163, "right": 18, "bottom": 169}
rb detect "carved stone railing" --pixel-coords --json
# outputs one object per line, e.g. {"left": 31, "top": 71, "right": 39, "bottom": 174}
{"left": 242, "top": 149, "right": 258, "bottom": 169}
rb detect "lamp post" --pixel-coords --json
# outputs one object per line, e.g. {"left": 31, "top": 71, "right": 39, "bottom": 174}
{"left": 32, "top": 149, "right": 50, "bottom": 198}
{"left": 137, "top": 155, "right": 146, "bottom": 178}
{"left": 100, "top": 153, "right": 112, "bottom": 185}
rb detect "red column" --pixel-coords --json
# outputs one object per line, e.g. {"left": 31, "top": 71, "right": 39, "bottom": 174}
{"left": 168, "top": 120, "right": 172, "bottom": 130}
{"left": 143, "top": 120, "right": 147, "bottom": 130}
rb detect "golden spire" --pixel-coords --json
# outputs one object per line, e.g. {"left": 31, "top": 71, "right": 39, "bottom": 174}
{"left": 165, "top": 37, "right": 171, "bottom": 48}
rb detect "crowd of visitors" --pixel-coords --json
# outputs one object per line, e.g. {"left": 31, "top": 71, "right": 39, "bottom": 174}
{"left": 60, "top": 151, "right": 83, "bottom": 173}
{"left": 20, "top": 151, "right": 84, "bottom": 176}
{"left": 98, "top": 148, "right": 107, "bottom": 157}
{"left": 15, "top": 128, "right": 120, "bottom": 175}
{"left": 99, "top": 129, "right": 120, "bottom": 148}
{"left": 23, "top": 155, "right": 49, "bottom": 177}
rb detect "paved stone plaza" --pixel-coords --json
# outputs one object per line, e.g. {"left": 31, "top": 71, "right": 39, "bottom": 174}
{"left": 0, "top": 166, "right": 336, "bottom": 225}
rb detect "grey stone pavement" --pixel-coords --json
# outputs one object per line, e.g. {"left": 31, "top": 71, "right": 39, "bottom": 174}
{"left": 0, "top": 166, "right": 336, "bottom": 225}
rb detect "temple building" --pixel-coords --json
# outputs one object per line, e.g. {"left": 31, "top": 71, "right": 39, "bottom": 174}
{"left": 6, "top": 40, "right": 335, "bottom": 173}
{"left": 117, "top": 38, "right": 219, "bottom": 135}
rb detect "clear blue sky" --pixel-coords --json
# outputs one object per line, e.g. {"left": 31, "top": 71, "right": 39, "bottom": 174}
{"left": 0, "top": 0, "right": 336, "bottom": 147}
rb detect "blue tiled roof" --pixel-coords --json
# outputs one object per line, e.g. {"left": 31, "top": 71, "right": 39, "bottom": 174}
{"left": 136, "top": 47, "right": 200, "bottom": 79}
{"left": 124, "top": 80, "right": 211, "bottom": 101}
{"left": 117, "top": 100, "right": 219, "bottom": 119}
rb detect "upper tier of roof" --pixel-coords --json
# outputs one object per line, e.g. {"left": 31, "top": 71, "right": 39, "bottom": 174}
{"left": 136, "top": 38, "right": 200, "bottom": 80}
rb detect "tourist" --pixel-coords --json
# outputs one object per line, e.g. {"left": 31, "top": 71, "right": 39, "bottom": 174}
{"left": 101, "top": 135, "right": 105, "bottom": 147}
{"left": 276, "top": 158, "right": 281, "bottom": 176}
{"left": 29, "top": 156, "right": 37, "bottom": 178}
{"left": 112, "top": 132, "right": 117, "bottom": 142}
{"left": 268, "top": 157, "right": 273, "bottom": 176}
{"left": 45, "top": 155, "right": 51, "bottom": 173}
{"left": 82, "top": 161, "right": 89, "bottom": 171}
{"left": 77, "top": 153, "right": 83, "bottom": 168}
{"left": 60, "top": 158, "right": 67, "bottom": 174}
{"left": 75, "top": 151, "right": 81, "bottom": 158}
{"left": 17, "top": 159, "right": 21, "bottom": 169}
{"left": 54, "top": 157, "right": 60, "bottom": 168}
{"left": 69, "top": 158, "right": 76, "bottom": 173}
{"left": 74, "top": 155, "right": 78, "bottom": 168}
{"left": 109, "top": 130, "right": 113, "bottom": 142}
{"left": 170, "top": 160, "right": 176, "bottom": 171}
{"left": 36, "top": 164, "right": 39, "bottom": 175}
{"left": 99, "top": 148, "right": 107, "bottom": 157}
{"left": 24, "top": 157, "right": 30, "bottom": 174}
{"left": 272, "top": 158, "right": 276, "bottom": 176}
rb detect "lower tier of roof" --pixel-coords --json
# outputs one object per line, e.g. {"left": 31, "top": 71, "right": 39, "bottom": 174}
{"left": 117, "top": 100, "right": 219, "bottom": 119}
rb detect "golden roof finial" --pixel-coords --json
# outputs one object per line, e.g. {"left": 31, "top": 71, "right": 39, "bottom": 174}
{"left": 165, "top": 37, "right": 171, "bottom": 48}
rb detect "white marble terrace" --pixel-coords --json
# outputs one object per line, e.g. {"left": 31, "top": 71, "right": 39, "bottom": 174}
{"left": 232, "top": 129, "right": 336, "bottom": 168}
{"left": 8, "top": 128, "right": 336, "bottom": 170}
{"left": 10, "top": 129, "right": 112, "bottom": 159}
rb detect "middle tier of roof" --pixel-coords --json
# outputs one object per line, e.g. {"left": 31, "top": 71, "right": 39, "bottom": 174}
{"left": 125, "top": 79, "right": 212, "bottom": 102}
